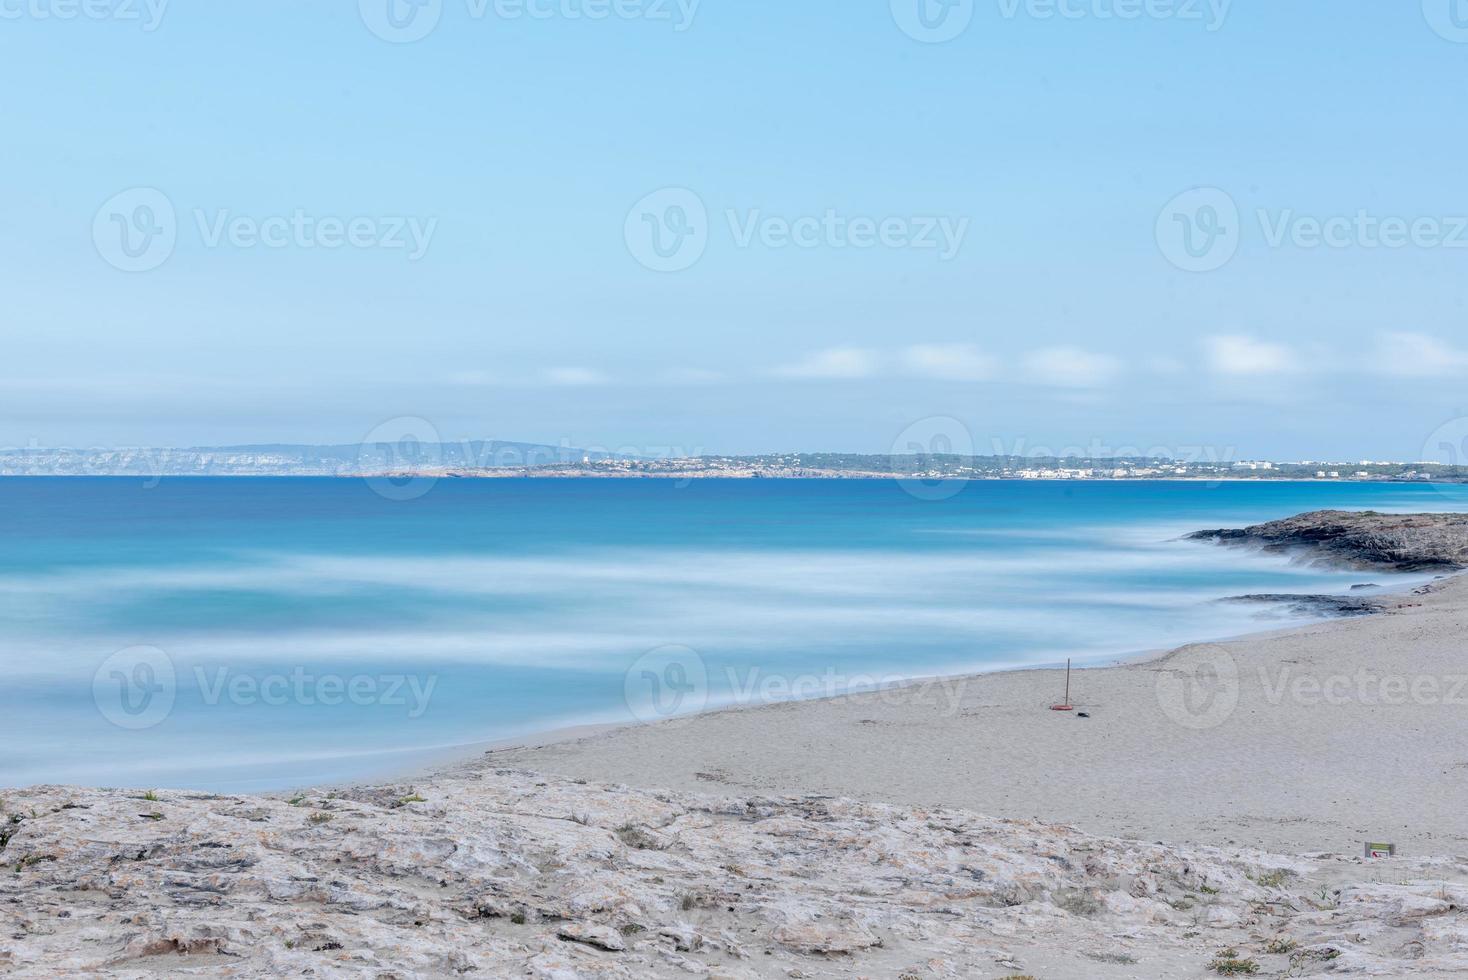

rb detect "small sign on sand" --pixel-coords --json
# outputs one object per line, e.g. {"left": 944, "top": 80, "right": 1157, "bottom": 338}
{"left": 1364, "top": 842, "right": 1396, "bottom": 859}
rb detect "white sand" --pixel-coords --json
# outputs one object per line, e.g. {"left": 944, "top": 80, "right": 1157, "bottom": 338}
{"left": 490, "top": 575, "right": 1468, "bottom": 857}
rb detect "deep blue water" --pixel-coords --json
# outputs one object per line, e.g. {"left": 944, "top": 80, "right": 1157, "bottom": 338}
{"left": 3, "top": 477, "right": 1465, "bottom": 791}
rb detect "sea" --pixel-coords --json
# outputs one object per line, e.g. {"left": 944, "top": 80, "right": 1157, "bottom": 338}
{"left": 3, "top": 477, "right": 1465, "bottom": 791}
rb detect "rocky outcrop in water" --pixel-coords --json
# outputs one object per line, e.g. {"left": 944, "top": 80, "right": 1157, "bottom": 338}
{"left": 1189, "top": 510, "right": 1468, "bottom": 571}
{"left": 1223, "top": 593, "right": 1388, "bottom": 617}
{"left": 4, "top": 769, "right": 1468, "bottom": 978}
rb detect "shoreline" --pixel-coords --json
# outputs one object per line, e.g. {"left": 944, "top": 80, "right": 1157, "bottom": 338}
{"left": 371, "top": 571, "right": 1447, "bottom": 791}
{"left": 483, "top": 572, "right": 1468, "bottom": 856}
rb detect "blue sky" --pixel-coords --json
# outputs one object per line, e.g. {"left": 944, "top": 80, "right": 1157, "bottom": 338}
{"left": 3, "top": 1, "right": 1468, "bottom": 460}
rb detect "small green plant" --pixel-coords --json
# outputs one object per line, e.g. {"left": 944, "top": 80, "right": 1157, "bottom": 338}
{"left": 308, "top": 812, "right": 333, "bottom": 825}
{"left": 1199, "top": 883, "right": 1220, "bottom": 895}
{"left": 1053, "top": 888, "right": 1103, "bottom": 916}
{"left": 399, "top": 794, "right": 426, "bottom": 805}
{"left": 1253, "top": 869, "right": 1289, "bottom": 888}
{"left": 141, "top": 790, "right": 159, "bottom": 802}
{"left": 287, "top": 794, "right": 307, "bottom": 807}
{"left": 509, "top": 912, "right": 526, "bottom": 925}
{"left": 0, "top": 814, "right": 21, "bottom": 850}
{"left": 1264, "top": 937, "right": 1297, "bottom": 954}
{"left": 1209, "top": 949, "right": 1260, "bottom": 975}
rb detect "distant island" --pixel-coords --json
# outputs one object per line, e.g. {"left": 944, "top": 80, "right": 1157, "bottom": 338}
{"left": 0, "top": 442, "right": 1464, "bottom": 483}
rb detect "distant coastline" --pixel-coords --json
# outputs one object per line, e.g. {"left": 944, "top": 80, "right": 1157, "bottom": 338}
{"left": 0, "top": 443, "right": 1464, "bottom": 484}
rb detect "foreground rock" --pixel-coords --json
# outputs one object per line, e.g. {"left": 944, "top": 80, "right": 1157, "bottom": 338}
{"left": 1189, "top": 509, "right": 1468, "bottom": 571}
{"left": 4, "top": 770, "right": 1468, "bottom": 978}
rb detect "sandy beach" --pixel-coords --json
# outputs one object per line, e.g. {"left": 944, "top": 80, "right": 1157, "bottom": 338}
{"left": 489, "top": 574, "right": 1468, "bottom": 857}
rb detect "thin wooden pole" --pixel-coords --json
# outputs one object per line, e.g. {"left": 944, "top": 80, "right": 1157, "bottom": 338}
{"left": 1064, "top": 659, "right": 1071, "bottom": 706}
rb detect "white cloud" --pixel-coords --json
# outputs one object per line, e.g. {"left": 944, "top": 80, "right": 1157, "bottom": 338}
{"left": 1203, "top": 335, "right": 1299, "bottom": 375}
{"left": 773, "top": 347, "right": 882, "bottom": 380}
{"left": 1370, "top": 331, "right": 1468, "bottom": 377}
{"left": 900, "top": 344, "right": 996, "bottom": 382}
{"left": 544, "top": 367, "right": 610, "bottom": 386}
{"left": 1023, "top": 346, "right": 1122, "bottom": 387}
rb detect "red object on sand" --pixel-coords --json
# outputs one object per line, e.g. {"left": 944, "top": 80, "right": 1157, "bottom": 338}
{"left": 1049, "top": 659, "right": 1074, "bottom": 712}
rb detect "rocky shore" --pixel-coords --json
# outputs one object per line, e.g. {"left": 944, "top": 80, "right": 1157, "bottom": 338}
{"left": 1188, "top": 509, "right": 1468, "bottom": 571}
{"left": 5, "top": 769, "right": 1468, "bottom": 978}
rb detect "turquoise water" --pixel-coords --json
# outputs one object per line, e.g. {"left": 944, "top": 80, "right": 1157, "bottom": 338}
{"left": 3, "top": 477, "right": 1465, "bottom": 791}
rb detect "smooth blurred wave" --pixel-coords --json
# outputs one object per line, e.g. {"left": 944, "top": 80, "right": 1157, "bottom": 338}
{"left": 2, "top": 477, "right": 1464, "bottom": 790}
